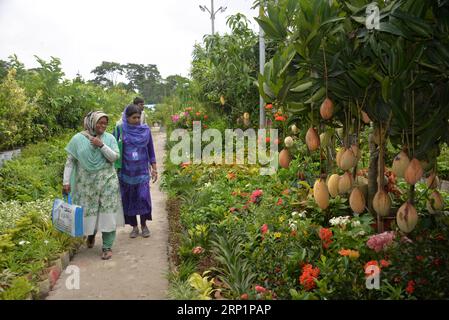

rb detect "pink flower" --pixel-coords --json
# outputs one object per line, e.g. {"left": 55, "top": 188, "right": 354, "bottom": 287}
{"left": 255, "top": 285, "right": 266, "bottom": 293}
{"left": 192, "top": 246, "right": 204, "bottom": 255}
{"left": 276, "top": 198, "right": 283, "bottom": 206}
{"left": 251, "top": 189, "right": 263, "bottom": 203}
{"left": 261, "top": 224, "right": 268, "bottom": 235}
{"left": 366, "top": 231, "right": 395, "bottom": 252}
{"left": 171, "top": 115, "right": 180, "bottom": 122}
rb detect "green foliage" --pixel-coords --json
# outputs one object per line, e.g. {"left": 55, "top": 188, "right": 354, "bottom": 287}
{"left": 191, "top": 14, "right": 259, "bottom": 126}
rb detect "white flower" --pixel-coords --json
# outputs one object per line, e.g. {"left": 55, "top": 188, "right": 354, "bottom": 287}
{"left": 356, "top": 230, "right": 366, "bottom": 237}
{"left": 44, "top": 240, "right": 49, "bottom": 245}
{"left": 18, "top": 240, "right": 30, "bottom": 246}
{"left": 329, "top": 216, "right": 351, "bottom": 227}
{"left": 203, "top": 182, "right": 212, "bottom": 188}
{"left": 351, "top": 220, "right": 361, "bottom": 227}
{"left": 292, "top": 211, "right": 306, "bottom": 219}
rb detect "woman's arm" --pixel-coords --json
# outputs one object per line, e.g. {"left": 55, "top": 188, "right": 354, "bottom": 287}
{"left": 63, "top": 155, "right": 74, "bottom": 194}
{"left": 147, "top": 131, "right": 157, "bottom": 182}
{"left": 100, "top": 144, "right": 119, "bottom": 163}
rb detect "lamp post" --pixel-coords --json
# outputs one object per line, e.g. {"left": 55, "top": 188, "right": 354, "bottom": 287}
{"left": 199, "top": 0, "right": 227, "bottom": 35}
{"left": 259, "top": 0, "right": 266, "bottom": 129}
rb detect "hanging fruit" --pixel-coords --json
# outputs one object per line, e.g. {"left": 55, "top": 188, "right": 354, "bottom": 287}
{"left": 340, "top": 148, "right": 357, "bottom": 171}
{"left": 391, "top": 151, "right": 410, "bottom": 178}
{"left": 373, "top": 190, "right": 391, "bottom": 217}
{"left": 279, "top": 149, "right": 291, "bottom": 169}
{"left": 361, "top": 111, "right": 371, "bottom": 124}
{"left": 327, "top": 174, "right": 340, "bottom": 198}
{"left": 404, "top": 158, "right": 424, "bottom": 185}
{"left": 396, "top": 202, "right": 418, "bottom": 233}
{"left": 426, "top": 172, "right": 440, "bottom": 189}
{"left": 291, "top": 124, "right": 299, "bottom": 134}
{"left": 306, "top": 128, "right": 320, "bottom": 151}
{"left": 336, "top": 147, "right": 345, "bottom": 168}
{"left": 313, "top": 179, "right": 329, "bottom": 210}
{"left": 350, "top": 144, "right": 361, "bottom": 162}
{"left": 426, "top": 190, "right": 444, "bottom": 214}
{"left": 320, "top": 97, "right": 334, "bottom": 120}
{"left": 320, "top": 131, "right": 332, "bottom": 148}
{"left": 338, "top": 172, "right": 353, "bottom": 194}
{"left": 284, "top": 136, "right": 294, "bottom": 148}
{"left": 349, "top": 187, "right": 366, "bottom": 214}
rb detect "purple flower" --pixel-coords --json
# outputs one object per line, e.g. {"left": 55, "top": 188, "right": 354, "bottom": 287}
{"left": 366, "top": 231, "right": 395, "bottom": 252}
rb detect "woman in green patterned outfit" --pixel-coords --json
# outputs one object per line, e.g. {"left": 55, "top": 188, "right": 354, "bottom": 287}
{"left": 62, "top": 111, "right": 124, "bottom": 260}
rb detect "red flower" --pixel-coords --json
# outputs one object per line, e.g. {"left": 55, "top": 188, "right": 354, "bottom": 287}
{"left": 266, "top": 137, "right": 271, "bottom": 143}
{"left": 318, "top": 228, "right": 333, "bottom": 249}
{"left": 380, "top": 259, "right": 390, "bottom": 268}
{"left": 265, "top": 104, "right": 273, "bottom": 110}
{"left": 229, "top": 207, "right": 237, "bottom": 213}
{"left": 196, "top": 112, "right": 201, "bottom": 116}
{"left": 192, "top": 246, "right": 204, "bottom": 255}
{"left": 275, "top": 116, "right": 286, "bottom": 121}
{"left": 432, "top": 258, "right": 442, "bottom": 267}
{"left": 251, "top": 189, "right": 263, "bottom": 203}
{"left": 416, "top": 255, "right": 424, "bottom": 262}
{"left": 290, "top": 230, "right": 297, "bottom": 237}
{"left": 203, "top": 124, "right": 208, "bottom": 129}
{"left": 282, "top": 189, "right": 290, "bottom": 195}
{"left": 299, "top": 264, "right": 320, "bottom": 291}
{"left": 204, "top": 115, "right": 209, "bottom": 120}
{"left": 240, "top": 293, "right": 249, "bottom": 300}
{"left": 255, "top": 285, "right": 266, "bottom": 293}
{"left": 276, "top": 198, "right": 283, "bottom": 206}
{"left": 364, "top": 260, "right": 381, "bottom": 276}
{"left": 261, "top": 224, "right": 269, "bottom": 235}
{"left": 406, "top": 280, "right": 415, "bottom": 295}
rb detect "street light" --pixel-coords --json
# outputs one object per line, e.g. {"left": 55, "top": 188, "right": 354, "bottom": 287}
{"left": 199, "top": 0, "right": 227, "bottom": 35}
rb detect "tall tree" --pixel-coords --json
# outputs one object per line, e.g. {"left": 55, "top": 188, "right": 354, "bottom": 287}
{"left": 90, "top": 61, "right": 124, "bottom": 87}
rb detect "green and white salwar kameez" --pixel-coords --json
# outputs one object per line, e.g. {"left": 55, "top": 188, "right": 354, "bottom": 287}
{"left": 63, "top": 130, "right": 124, "bottom": 250}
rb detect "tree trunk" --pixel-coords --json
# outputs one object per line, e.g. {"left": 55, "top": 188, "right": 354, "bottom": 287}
{"left": 368, "top": 131, "right": 379, "bottom": 214}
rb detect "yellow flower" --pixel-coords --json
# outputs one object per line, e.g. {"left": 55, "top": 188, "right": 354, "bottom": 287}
{"left": 348, "top": 250, "right": 360, "bottom": 260}
{"left": 274, "top": 232, "right": 282, "bottom": 239}
{"left": 279, "top": 216, "right": 286, "bottom": 223}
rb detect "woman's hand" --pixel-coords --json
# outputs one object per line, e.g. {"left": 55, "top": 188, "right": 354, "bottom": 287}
{"left": 151, "top": 169, "right": 158, "bottom": 183}
{"left": 90, "top": 136, "right": 104, "bottom": 148}
{"left": 63, "top": 184, "right": 71, "bottom": 195}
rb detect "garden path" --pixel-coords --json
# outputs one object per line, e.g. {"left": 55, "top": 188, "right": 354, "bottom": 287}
{"left": 47, "top": 127, "right": 169, "bottom": 300}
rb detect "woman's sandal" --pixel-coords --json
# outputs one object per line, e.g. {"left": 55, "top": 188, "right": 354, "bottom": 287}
{"left": 101, "top": 249, "right": 112, "bottom": 260}
{"left": 86, "top": 235, "right": 95, "bottom": 248}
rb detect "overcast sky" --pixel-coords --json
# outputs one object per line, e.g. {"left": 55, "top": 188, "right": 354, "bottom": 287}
{"left": 0, "top": 0, "right": 258, "bottom": 81}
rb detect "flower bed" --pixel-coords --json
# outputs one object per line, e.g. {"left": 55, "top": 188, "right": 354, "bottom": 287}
{"left": 163, "top": 153, "right": 449, "bottom": 300}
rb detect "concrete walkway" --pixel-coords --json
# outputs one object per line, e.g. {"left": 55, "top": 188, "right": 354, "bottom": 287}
{"left": 47, "top": 128, "right": 169, "bottom": 300}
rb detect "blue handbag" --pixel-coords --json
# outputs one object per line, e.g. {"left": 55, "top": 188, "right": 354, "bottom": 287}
{"left": 52, "top": 194, "right": 84, "bottom": 237}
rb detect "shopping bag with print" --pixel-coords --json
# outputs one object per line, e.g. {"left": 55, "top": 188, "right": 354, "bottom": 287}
{"left": 51, "top": 194, "right": 84, "bottom": 237}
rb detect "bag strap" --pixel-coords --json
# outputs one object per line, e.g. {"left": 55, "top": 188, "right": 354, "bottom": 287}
{"left": 63, "top": 193, "right": 72, "bottom": 205}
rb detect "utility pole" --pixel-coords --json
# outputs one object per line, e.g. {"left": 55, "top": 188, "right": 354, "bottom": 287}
{"left": 199, "top": 0, "right": 227, "bottom": 35}
{"left": 259, "top": 0, "right": 266, "bottom": 129}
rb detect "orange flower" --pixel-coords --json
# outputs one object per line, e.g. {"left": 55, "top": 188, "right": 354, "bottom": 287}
{"left": 380, "top": 259, "right": 390, "bottom": 267}
{"left": 266, "top": 137, "right": 271, "bottom": 143}
{"left": 282, "top": 189, "right": 290, "bottom": 195}
{"left": 265, "top": 104, "right": 273, "bottom": 110}
{"left": 364, "top": 260, "right": 381, "bottom": 276}
{"left": 299, "top": 264, "right": 320, "bottom": 291}
{"left": 275, "top": 116, "right": 286, "bottom": 121}
{"left": 227, "top": 172, "right": 236, "bottom": 180}
{"left": 196, "top": 112, "right": 201, "bottom": 116}
{"left": 276, "top": 198, "right": 283, "bottom": 206}
{"left": 204, "top": 115, "right": 209, "bottom": 120}
{"left": 339, "top": 249, "right": 351, "bottom": 256}
{"left": 338, "top": 249, "right": 360, "bottom": 259}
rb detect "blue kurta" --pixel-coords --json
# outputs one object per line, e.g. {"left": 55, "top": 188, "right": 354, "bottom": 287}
{"left": 114, "top": 125, "right": 156, "bottom": 223}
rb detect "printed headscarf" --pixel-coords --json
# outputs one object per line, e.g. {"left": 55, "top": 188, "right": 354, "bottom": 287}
{"left": 83, "top": 111, "right": 108, "bottom": 136}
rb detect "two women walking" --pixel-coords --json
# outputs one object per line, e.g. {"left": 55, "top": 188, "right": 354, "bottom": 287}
{"left": 62, "top": 102, "right": 157, "bottom": 260}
